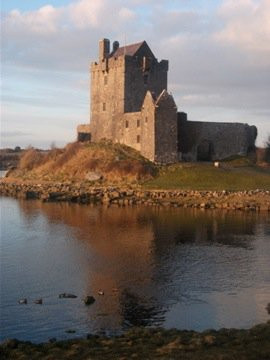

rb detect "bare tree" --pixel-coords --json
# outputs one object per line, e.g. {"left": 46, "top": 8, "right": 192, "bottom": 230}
{"left": 265, "top": 135, "right": 270, "bottom": 163}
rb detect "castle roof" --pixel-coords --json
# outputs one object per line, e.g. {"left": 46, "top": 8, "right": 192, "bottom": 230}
{"left": 155, "top": 89, "right": 177, "bottom": 109}
{"left": 112, "top": 40, "right": 156, "bottom": 59}
{"left": 112, "top": 41, "right": 144, "bottom": 57}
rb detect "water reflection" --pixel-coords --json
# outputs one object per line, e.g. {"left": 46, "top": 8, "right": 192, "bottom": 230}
{"left": 120, "top": 290, "right": 165, "bottom": 328}
{"left": 1, "top": 198, "right": 270, "bottom": 342}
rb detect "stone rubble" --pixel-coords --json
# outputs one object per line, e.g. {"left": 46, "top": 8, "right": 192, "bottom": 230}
{"left": 0, "top": 180, "right": 269, "bottom": 212}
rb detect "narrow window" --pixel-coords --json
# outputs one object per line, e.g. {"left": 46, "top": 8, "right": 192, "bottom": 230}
{"left": 137, "top": 119, "right": 140, "bottom": 127}
{"left": 104, "top": 75, "right": 108, "bottom": 85}
{"left": 125, "top": 120, "right": 129, "bottom": 128}
{"left": 145, "top": 116, "right": 148, "bottom": 123}
{"left": 103, "top": 103, "right": 106, "bottom": 111}
{"left": 137, "top": 135, "right": 140, "bottom": 143}
{"left": 143, "top": 74, "right": 148, "bottom": 85}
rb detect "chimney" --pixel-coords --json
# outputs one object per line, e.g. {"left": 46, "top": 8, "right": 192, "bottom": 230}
{"left": 99, "top": 39, "right": 110, "bottom": 61}
{"left": 112, "top": 41, "right": 119, "bottom": 53}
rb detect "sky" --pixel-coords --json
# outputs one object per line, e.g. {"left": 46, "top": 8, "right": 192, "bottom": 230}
{"left": 1, "top": 0, "right": 270, "bottom": 148}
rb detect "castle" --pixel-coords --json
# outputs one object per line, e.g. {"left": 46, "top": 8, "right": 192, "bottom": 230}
{"left": 77, "top": 39, "right": 257, "bottom": 163}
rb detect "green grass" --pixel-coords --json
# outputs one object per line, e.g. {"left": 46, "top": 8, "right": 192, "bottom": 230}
{"left": 143, "top": 163, "right": 270, "bottom": 191}
{"left": 220, "top": 154, "right": 256, "bottom": 167}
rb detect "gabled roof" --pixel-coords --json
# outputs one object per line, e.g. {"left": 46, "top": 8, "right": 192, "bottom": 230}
{"left": 155, "top": 89, "right": 177, "bottom": 108}
{"left": 112, "top": 41, "right": 155, "bottom": 58}
{"left": 112, "top": 41, "right": 144, "bottom": 57}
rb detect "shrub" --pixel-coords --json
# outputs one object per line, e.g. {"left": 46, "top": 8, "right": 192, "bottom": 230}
{"left": 85, "top": 158, "right": 99, "bottom": 170}
{"left": 54, "top": 142, "right": 81, "bottom": 167}
{"left": 19, "top": 148, "right": 44, "bottom": 170}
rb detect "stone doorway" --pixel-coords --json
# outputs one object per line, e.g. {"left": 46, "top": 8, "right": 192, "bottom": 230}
{"left": 197, "top": 140, "right": 214, "bottom": 161}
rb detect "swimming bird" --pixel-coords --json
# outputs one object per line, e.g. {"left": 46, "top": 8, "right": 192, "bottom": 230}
{"left": 83, "top": 295, "right": 95, "bottom": 305}
{"left": 18, "top": 298, "right": 27, "bottom": 304}
{"left": 34, "top": 299, "right": 43, "bottom": 304}
{"left": 59, "top": 293, "right": 77, "bottom": 299}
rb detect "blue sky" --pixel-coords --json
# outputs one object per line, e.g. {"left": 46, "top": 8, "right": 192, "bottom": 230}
{"left": 1, "top": 0, "right": 270, "bottom": 148}
{"left": 1, "top": 0, "right": 219, "bottom": 12}
{"left": 1, "top": 0, "right": 72, "bottom": 12}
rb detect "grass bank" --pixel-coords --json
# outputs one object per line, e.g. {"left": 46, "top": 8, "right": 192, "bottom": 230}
{"left": 144, "top": 162, "right": 270, "bottom": 191}
{"left": 6, "top": 142, "right": 270, "bottom": 191}
{"left": 1, "top": 321, "right": 270, "bottom": 360}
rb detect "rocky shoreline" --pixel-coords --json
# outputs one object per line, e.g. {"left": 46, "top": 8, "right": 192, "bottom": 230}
{"left": 1, "top": 321, "right": 270, "bottom": 360}
{"left": 0, "top": 179, "right": 270, "bottom": 211}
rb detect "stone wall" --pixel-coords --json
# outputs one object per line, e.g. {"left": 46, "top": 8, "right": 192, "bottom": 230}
{"left": 124, "top": 54, "right": 168, "bottom": 113}
{"left": 1, "top": 181, "right": 269, "bottom": 212}
{"left": 154, "top": 91, "right": 178, "bottom": 163}
{"left": 178, "top": 118, "right": 257, "bottom": 161}
{"left": 77, "top": 124, "right": 91, "bottom": 141}
{"left": 90, "top": 56, "right": 125, "bottom": 141}
{"left": 90, "top": 40, "right": 169, "bottom": 149}
{"left": 141, "top": 92, "right": 156, "bottom": 162}
{"left": 119, "top": 112, "right": 142, "bottom": 152}
{"left": 116, "top": 92, "right": 155, "bottom": 157}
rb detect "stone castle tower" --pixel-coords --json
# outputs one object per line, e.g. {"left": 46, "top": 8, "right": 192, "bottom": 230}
{"left": 78, "top": 38, "right": 178, "bottom": 163}
{"left": 77, "top": 38, "right": 257, "bottom": 163}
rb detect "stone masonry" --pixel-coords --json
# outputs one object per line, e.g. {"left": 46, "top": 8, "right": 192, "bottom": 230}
{"left": 77, "top": 38, "right": 257, "bottom": 163}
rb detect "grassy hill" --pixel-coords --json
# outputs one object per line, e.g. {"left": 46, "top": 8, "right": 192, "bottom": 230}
{"left": 6, "top": 141, "right": 270, "bottom": 190}
{"left": 7, "top": 141, "right": 156, "bottom": 184}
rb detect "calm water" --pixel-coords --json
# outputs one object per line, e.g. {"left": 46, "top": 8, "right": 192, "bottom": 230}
{"left": 0, "top": 197, "right": 270, "bottom": 343}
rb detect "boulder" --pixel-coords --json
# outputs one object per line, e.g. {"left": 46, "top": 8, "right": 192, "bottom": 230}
{"left": 85, "top": 172, "right": 103, "bottom": 181}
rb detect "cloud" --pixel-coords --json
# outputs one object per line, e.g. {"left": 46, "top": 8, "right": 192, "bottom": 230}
{"left": 1, "top": 0, "right": 270, "bottom": 147}
{"left": 68, "top": 0, "right": 106, "bottom": 28}
{"left": 119, "top": 7, "right": 136, "bottom": 20}
{"left": 150, "top": 10, "right": 205, "bottom": 37}
{"left": 1, "top": 131, "right": 31, "bottom": 137}
{"left": 4, "top": 5, "right": 61, "bottom": 35}
{"left": 1, "top": 0, "right": 139, "bottom": 72}
{"left": 214, "top": 0, "right": 270, "bottom": 54}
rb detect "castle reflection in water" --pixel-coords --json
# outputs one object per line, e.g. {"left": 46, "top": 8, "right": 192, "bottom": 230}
{"left": 16, "top": 200, "right": 269, "bottom": 332}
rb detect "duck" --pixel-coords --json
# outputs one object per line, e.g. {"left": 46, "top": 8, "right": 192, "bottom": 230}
{"left": 18, "top": 298, "right": 27, "bottom": 304}
{"left": 59, "top": 293, "right": 77, "bottom": 299}
{"left": 34, "top": 299, "right": 43, "bottom": 304}
{"left": 98, "top": 290, "right": 104, "bottom": 296}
